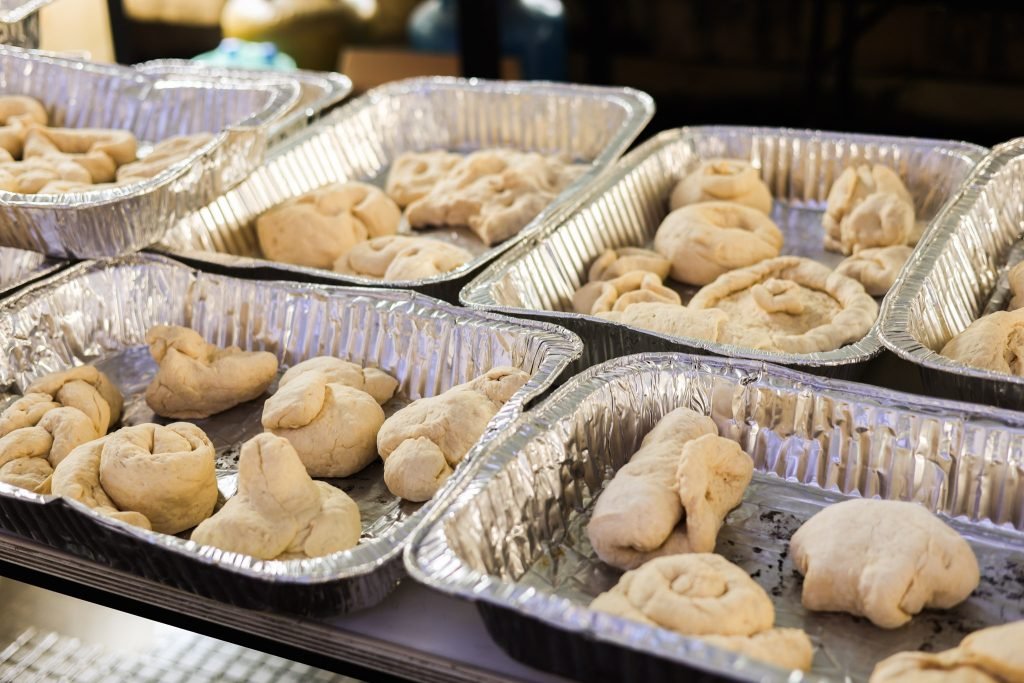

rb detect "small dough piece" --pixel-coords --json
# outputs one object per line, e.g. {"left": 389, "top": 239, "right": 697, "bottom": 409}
{"left": 0, "top": 95, "right": 48, "bottom": 158}
{"left": 589, "top": 553, "right": 775, "bottom": 637}
{"left": 406, "top": 149, "right": 579, "bottom": 246}
{"left": 670, "top": 158, "right": 773, "bottom": 214}
{"left": 588, "top": 247, "right": 671, "bottom": 282}
{"left": 1007, "top": 262, "right": 1024, "bottom": 311}
{"left": 144, "top": 325, "right": 279, "bottom": 419}
{"left": 262, "top": 372, "right": 385, "bottom": 478}
{"left": 675, "top": 433, "right": 754, "bottom": 553}
{"left": 50, "top": 438, "right": 152, "bottom": 531}
{"left": 24, "top": 126, "right": 138, "bottom": 183}
{"left": 256, "top": 182, "right": 401, "bottom": 270}
{"left": 688, "top": 256, "right": 879, "bottom": 354}
{"left": 98, "top": 422, "right": 218, "bottom": 534}
{"left": 377, "top": 367, "right": 530, "bottom": 501}
{"left": 385, "top": 150, "right": 462, "bottom": 207}
{"left": 27, "top": 366, "right": 124, "bottom": 433}
{"left": 0, "top": 393, "right": 60, "bottom": 436}
{"left": 654, "top": 202, "right": 784, "bottom": 285}
{"left": 790, "top": 498, "right": 980, "bottom": 629}
{"left": 572, "top": 270, "right": 681, "bottom": 315}
{"left": 702, "top": 628, "right": 814, "bottom": 672}
{"left": 0, "top": 408, "right": 100, "bottom": 493}
{"left": 940, "top": 309, "right": 1024, "bottom": 376}
{"left": 958, "top": 621, "right": 1024, "bottom": 682}
{"left": 838, "top": 191, "right": 914, "bottom": 255}
{"left": 597, "top": 303, "right": 729, "bottom": 345}
{"left": 191, "top": 433, "right": 360, "bottom": 560}
{"left": 823, "top": 164, "right": 914, "bottom": 255}
{"left": 835, "top": 245, "right": 913, "bottom": 296}
{"left": 0, "top": 157, "right": 92, "bottom": 193}
{"left": 870, "top": 650, "right": 998, "bottom": 683}
{"left": 279, "top": 356, "right": 398, "bottom": 405}
{"left": 116, "top": 133, "right": 214, "bottom": 183}
{"left": 335, "top": 235, "right": 472, "bottom": 281}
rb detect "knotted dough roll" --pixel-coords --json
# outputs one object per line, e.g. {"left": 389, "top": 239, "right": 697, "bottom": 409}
{"left": 669, "top": 158, "right": 773, "bottom": 214}
{"left": 835, "top": 244, "right": 913, "bottom": 296}
{"left": 26, "top": 366, "right": 124, "bottom": 434}
{"left": 654, "top": 202, "right": 784, "bottom": 285}
{"left": 191, "top": 433, "right": 361, "bottom": 560}
{"left": 377, "top": 366, "right": 530, "bottom": 502}
{"left": 334, "top": 235, "right": 472, "bottom": 281}
{"left": 0, "top": 95, "right": 47, "bottom": 158}
{"left": 144, "top": 325, "right": 279, "bottom": 419}
{"left": 572, "top": 270, "right": 680, "bottom": 315}
{"left": 587, "top": 247, "right": 671, "bottom": 282}
{"left": 385, "top": 150, "right": 462, "bottom": 207}
{"left": 24, "top": 126, "right": 138, "bottom": 183}
{"left": 116, "top": 133, "right": 214, "bottom": 183}
{"left": 823, "top": 164, "right": 915, "bottom": 255}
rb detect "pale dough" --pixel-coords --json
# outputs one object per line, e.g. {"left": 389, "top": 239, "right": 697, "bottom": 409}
{"left": 1008, "top": 262, "right": 1024, "bottom": 311}
{"left": 335, "top": 235, "right": 472, "bottom": 281}
{"left": 385, "top": 150, "right": 462, "bottom": 207}
{"left": 377, "top": 367, "right": 530, "bottom": 502}
{"left": 790, "top": 498, "right": 979, "bottom": 629}
{"left": 50, "top": 437, "right": 152, "bottom": 530}
{"left": 191, "top": 433, "right": 361, "bottom": 560}
{"left": 587, "top": 247, "right": 671, "bottom": 282}
{"left": 573, "top": 270, "right": 680, "bottom": 315}
{"left": 835, "top": 244, "right": 913, "bottom": 296}
{"left": 589, "top": 553, "right": 775, "bottom": 637}
{"left": 256, "top": 181, "right": 401, "bottom": 270}
{"left": 0, "top": 95, "right": 47, "bottom": 158}
{"left": 0, "top": 157, "right": 92, "bottom": 193}
{"left": 144, "top": 325, "right": 279, "bottom": 419}
{"left": 27, "top": 366, "right": 124, "bottom": 433}
{"left": 654, "top": 202, "right": 784, "bottom": 285}
{"left": 823, "top": 164, "right": 915, "bottom": 255}
{"left": 669, "top": 158, "right": 773, "bottom": 214}
{"left": 279, "top": 356, "right": 398, "bottom": 405}
{"left": 0, "top": 393, "right": 59, "bottom": 437}
{"left": 702, "top": 628, "right": 814, "bottom": 672}
{"left": 870, "top": 621, "right": 1024, "bottom": 683}
{"left": 940, "top": 309, "right": 1024, "bottom": 376}
{"left": 597, "top": 304, "right": 729, "bottom": 345}
{"left": 116, "top": 133, "right": 214, "bottom": 183}
{"left": 24, "top": 125, "right": 138, "bottom": 183}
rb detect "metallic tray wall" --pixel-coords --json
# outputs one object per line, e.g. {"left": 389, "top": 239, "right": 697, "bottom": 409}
{"left": 0, "top": 247, "right": 62, "bottom": 298}
{"left": 881, "top": 138, "right": 1024, "bottom": 408}
{"left": 0, "top": 254, "right": 582, "bottom": 615}
{"left": 460, "top": 126, "right": 987, "bottom": 377}
{"left": 407, "top": 353, "right": 1024, "bottom": 682}
{"left": 155, "top": 76, "right": 655, "bottom": 302}
{"left": 0, "top": 0, "right": 50, "bottom": 48}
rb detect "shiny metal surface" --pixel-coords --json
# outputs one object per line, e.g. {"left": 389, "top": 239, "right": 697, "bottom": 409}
{"left": 0, "top": 0, "right": 44, "bottom": 48}
{"left": 155, "top": 77, "right": 654, "bottom": 300}
{"left": 407, "top": 352, "right": 1024, "bottom": 682}
{"left": 136, "top": 60, "right": 353, "bottom": 145}
{"left": 461, "top": 126, "right": 986, "bottom": 376}
{"left": 0, "top": 254, "right": 581, "bottom": 614}
{"left": 881, "top": 138, "right": 1024, "bottom": 408}
{"left": 0, "top": 46, "right": 299, "bottom": 259}
{"left": 0, "top": 247, "right": 62, "bottom": 297}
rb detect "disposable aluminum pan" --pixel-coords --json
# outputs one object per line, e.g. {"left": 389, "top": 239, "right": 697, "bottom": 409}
{"left": 881, "top": 138, "right": 1024, "bottom": 409}
{"left": 406, "top": 352, "right": 1024, "bottom": 682}
{"left": 0, "top": 46, "right": 299, "bottom": 259}
{"left": 460, "top": 126, "right": 987, "bottom": 378}
{"left": 154, "top": 77, "right": 655, "bottom": 302}
{"left": 0, "top": 0, "right": 51, "bottom": 48}
{"left": 136, "top": 59, "right": 353, "bottom": 144}
{"left": 0, "top": 246, "right": 62, "bottom": 297}
{"left": 0, "top": 253, "right": 581, "bottom": 615}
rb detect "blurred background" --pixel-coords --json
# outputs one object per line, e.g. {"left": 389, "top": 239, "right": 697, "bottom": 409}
{"left": 40, "top": 0, "right": 1024, "bottom": 148}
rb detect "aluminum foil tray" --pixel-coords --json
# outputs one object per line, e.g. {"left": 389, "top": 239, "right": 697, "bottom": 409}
{"left": 155, "top": 76, "right": 655, "bottom": 302}
{"left": 0, "top": 246, "right": 62, "bottom": 297}
{"left": 461, "top": 126, "right": 987, "bottom": 378}
{"left": 407, "top": 352, "right": 1024, "bottom": 682}
{"left": 0, "top": 253, "right": 581, "bottom": 615}
{"left": 881, "top": 138, "right": 1024, "bottom": 409}
{"left": 0, "top": 46, "right": 300, "bottom": 259}
{"left": 137, "top": 60, "right": 353, "bottom": 145}
{"left": 0, "top": 0, "right": 50, "bottom": 48}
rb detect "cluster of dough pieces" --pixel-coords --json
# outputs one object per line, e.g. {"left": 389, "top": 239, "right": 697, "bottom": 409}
{"left": 585, "top": 407, "right": 1012, "bottom": 677}
{"left": 257, "top": 148, "right": 583, "bottom": 280}
{"left": 0, "top": 324, "right": 530, "bottom": 562}
{"left": 572, "top": 157, "right": 924, "bottom": 354}
{"left": 0, "top": 95, "right": 213, "bottom": 194}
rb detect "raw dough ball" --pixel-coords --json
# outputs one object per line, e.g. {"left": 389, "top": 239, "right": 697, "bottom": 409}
{"left": 377, "top": 366, "right": 530, "bottom": 501}
{"left": 587, "top": 408, "right": 749, "bottom": 570}
{"left": 702, "top": 628, "right": 814, "bottom": 672}
{"left": 790, "top": 498, "right": 979, "bottom": 629}
{"left": 99, "top": 422, "right": 218, "bottom": 534}
{"left": 670, "top": 158, "right": 773, "bottom": 214}
{"left": 262, "top": 371, "right": 385, "bottom": 478}
{"left": 940, "top": 309, "right": 1024, "bottom": 376}
{"left": 572, "top": 270, "right": 681, "bottom": 315}
{"left": 597, "top": 303, "right": 729, "bottom": 345}
{"left": 256, "top": 182, "right": 401, "bottom": 270}
{"left": 0, "top": 95, "right": 48, "bottom": 158}
{"left": 588, "top": 247, "right": 671, "bottom": 282}
{"left": 191, "top": 433, "right": 361, "bottom": 560}
{"left": 1007, "top": 262, "right": 1024, "bottom": 311}
{"left": 823, "top": 164, "right": 915, "bottom": 255}
{"left": 116, "top": 133, "right": 214, "bottom": 183}
{"left": 589, "top": 553, "right": 775, "bottom": 637}
{"left": 869, "top": 621, "right": 1024, "bottom": 683}
{"left": 688, "top": 256, "right": 879, "bottom": 354}
{"left": 335, "top": 235, "right": 472, "bottom": 281}
{"left": 406, "top": 149, "right": 581, "bottom": 246}
{"left": 24, "top": 126, "right": 138, "bottom": 183}
{"left": 144, "top": 325, "right": 279, "bottom": 419}
{"left": 654, "top": 202, "right": 784, "bottom": 285}
{"left": 279, "top": 356, "right": 398, "bottom": 405}
{"left": 51, "top": 437, "right": 153, "bottom": 530}
{"left": 385, "top": 150, "right": 462, "bottom": 207}
{"left": 835, "top": 245, "right": 913, "bottom": 296}
{"left": 870, "top": 650, "right": 998, "bottom": 683}
{"left": 27, "top": 366, "right": 124, "bottom": 433}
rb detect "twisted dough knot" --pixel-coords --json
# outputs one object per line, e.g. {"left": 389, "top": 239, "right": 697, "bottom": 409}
{"left": 0, "top": 156, "right": 92, "bottom": 193}
{"left": 0, "top": 95, "right": 48, "bottom": 158}
{"left": 751, "top": 278, "right": 806, "bottom": 315}
{"left": 116, "top": 133, "right": 213, "bottom": 184}
{"left": 335, "top": 235, "right": 472, "bottom": 281}
{"left": 23, "top": 126, "right": 138, "bottom": 183}
{"left": 824, "top": 164, "right": 915, "bottom": 255}
{"left": 191, "top": 433, "right": 361, "bottom": 560}
{"left": 670, "top": 158, "right": 773, "bottom": 214}
{"left": 144, "top": 324, "right": 279, "bottom": 419}
{"left": 385, "top": 150, "right": 462, "bottom": 208}
{"left": 572, "top": 270, "right": 680, "bottom": 315}
{"left": 587, "top": 247, "right": 671, "bottom": 282}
